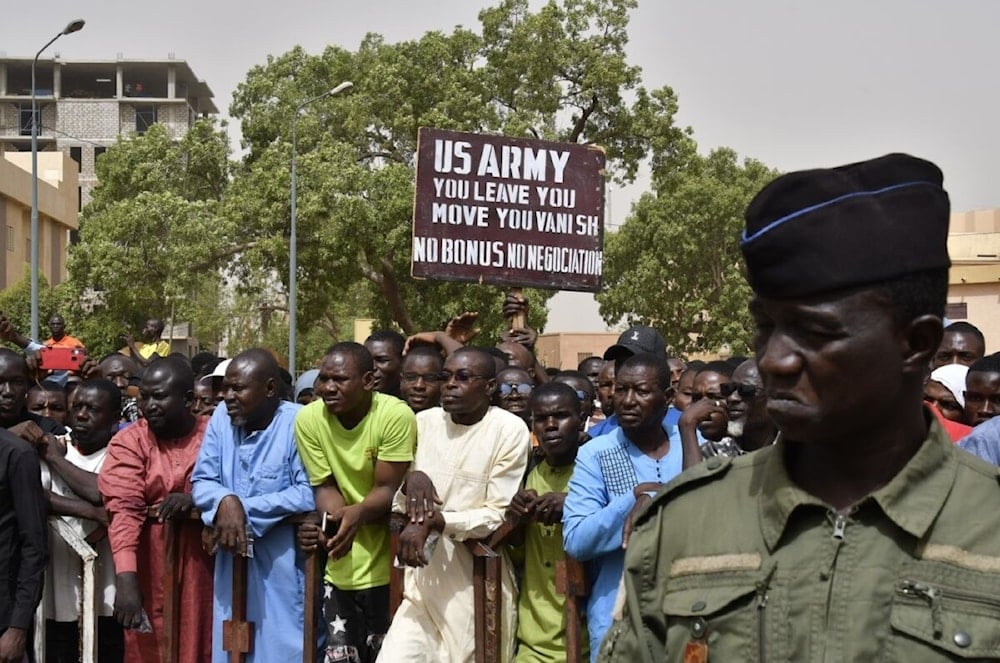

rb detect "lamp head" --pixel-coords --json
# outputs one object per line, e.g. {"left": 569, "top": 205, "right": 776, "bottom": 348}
{"left": 329, "top": 81, "right": 354, "bottom": 96}
{"left": 63, "top": 19, "right": 86, "bottom": 35}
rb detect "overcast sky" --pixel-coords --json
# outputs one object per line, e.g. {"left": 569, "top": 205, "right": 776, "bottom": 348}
{"left": 5, "top": 0, "right": 998, "bottom": 333}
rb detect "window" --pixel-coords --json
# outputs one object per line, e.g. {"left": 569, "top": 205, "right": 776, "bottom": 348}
{"left": 6, "top": 226, "right": 12, "bottom": 252}
{"left": 94, "top": 147, "right": 107, "bottom": 163}
{"left": 18, "top": 105, "right": 39, "bottom": 136}
{"left": 945, "top": 303, "right": 968, "bottom": 320}
{"left": 135, "top": 106, "right": 157, "bottom": 134}
{"left": 69, "top": 147, "right": 82, "bottom": 166}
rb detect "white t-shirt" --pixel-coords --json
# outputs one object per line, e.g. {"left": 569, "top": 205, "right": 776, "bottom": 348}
{"left": 43, "top": 440, "right": 116, "bottom": 621}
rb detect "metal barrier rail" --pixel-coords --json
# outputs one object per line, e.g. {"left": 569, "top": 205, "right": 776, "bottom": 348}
{"left": 33, "top": 517, "right": 100, "bottom": 663}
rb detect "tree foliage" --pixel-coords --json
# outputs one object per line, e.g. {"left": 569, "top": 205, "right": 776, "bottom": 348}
{"left": 597, "top": 147, "right": 778, "bottom": 357}
{"left": 226, "top": 0, "right": 688, "bottom": 338}
{"left": 65, "top": 120, "right": 234, "bottom": 356}
{"left": 0, "top": 269, "right": 70, "bottom": 345}
{"left": 53, "top": 0, "right": 705, "bottom": 360}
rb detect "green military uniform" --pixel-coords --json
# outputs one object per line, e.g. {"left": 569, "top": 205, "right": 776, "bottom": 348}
{"left": 599, "top": 418, "right": 1000, "bottom": 662}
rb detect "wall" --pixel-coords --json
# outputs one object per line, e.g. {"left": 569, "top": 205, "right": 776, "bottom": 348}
{"left": 0, "top": 152, "right": 78, "bottom": 287}
{"left": 535, "top": 332, "right": 619, "bottom": 370}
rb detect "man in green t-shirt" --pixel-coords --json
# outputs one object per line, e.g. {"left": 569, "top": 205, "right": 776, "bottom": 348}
{"left": 295, "top": 342, "right": 416, "bottom": 663}
{"left": 509, "top": 381, "right": 589, "bottom": 662}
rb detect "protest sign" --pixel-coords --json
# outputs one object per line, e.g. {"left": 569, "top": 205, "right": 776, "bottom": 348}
{"left": 412, "top": 128, "right": 606, "bottom": 292}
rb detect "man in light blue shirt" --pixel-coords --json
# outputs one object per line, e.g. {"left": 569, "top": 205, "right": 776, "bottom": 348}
{"left": 192, "top": 348, "right": 319, "bottom": 663}
{"left": 959, "top": 415, "right": 1000, "bottom": 465}
{"left": 563, "top": 353, "right": 684, "bottom": 660}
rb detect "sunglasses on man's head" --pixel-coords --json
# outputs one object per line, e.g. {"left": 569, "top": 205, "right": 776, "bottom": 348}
{"left": 499, "top": 382, "right": 533, "bottom": 396}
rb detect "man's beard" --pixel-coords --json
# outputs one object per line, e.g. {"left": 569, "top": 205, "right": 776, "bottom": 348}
{"left": 727, "top": 418, "right": 745, "bottom": 438}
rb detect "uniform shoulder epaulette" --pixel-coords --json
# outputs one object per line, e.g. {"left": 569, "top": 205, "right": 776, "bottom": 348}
{"left": 633, "top": 455, "right": 734, "bottom": 527}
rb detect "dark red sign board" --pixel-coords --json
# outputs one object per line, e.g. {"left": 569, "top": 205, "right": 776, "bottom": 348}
{"left": 412, "top": 128, "right": 606, "bottom": 292}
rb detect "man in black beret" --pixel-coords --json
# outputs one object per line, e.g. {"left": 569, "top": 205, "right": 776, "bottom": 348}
{"left": 600, "top": 154, "right": 1000, "bottom": 662}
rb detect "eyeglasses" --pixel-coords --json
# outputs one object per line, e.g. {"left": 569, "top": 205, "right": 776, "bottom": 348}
{"left": 402, "top": 372, "right": 442, "bottom": 384}
{"left": 964, "top": 391, "right": 1000, "bottom": 407}
{"left": 720, "top": 383, "right": 761, "bottom": 399}
{"left": 499, "top": 382, "right": 533, "bottom": 396}
{"left": 438, "top": 370, "right": 489, "bottom": 383}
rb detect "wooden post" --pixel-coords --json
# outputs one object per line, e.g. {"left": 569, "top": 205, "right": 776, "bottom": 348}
{"left": 160, "top": 518, "right": 181, "bottom": 663}
{"left": 506, "top": 288, "right": 526, "bottom": 329}
{"left": 222, "top": 554, "right": 254, "bottom": 663}
{"left": 467, "top": 516, "right": 521, "bottom": 663}
{"left": 388, "top": 513, "right": 407, "bottom": 617}
{"left": 556, "top": 558, "right": 590, "bottom": 663}
{"left": 302, "top": 541, "right": 323, "bottom": 663}
{"left": 469, "top": 541, "right": 501, "bottom": 663}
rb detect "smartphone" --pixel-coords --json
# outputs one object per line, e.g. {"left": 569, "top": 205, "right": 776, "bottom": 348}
{"left": 322, "top": 511, "right": 339, "bottom": 538}
{"left": 38, "top": 347, "right": 86, "bottom": 371}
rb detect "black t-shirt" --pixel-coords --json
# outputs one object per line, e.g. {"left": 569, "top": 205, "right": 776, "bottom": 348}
{"left": 0, "top": 428, "right": 47, "bottom": 630}
{"left": 3, "top": 410, "right": 66, "bottom": 437}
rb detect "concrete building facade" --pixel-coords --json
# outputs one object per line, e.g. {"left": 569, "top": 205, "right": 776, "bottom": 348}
{"left": 947, "top": 208, "right": 1000, "bottom": 353}
{"left": 0, "top": 56, "right": 216, "bottom": 206}
{"left": 0, "top": 151, "right": 78, "bottom": 288}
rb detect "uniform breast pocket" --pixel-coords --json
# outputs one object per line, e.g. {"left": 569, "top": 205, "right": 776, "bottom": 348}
{"left": 889, "top": 559, "right": 1000, "bottom": 660}
{"left": 253, "top": 463, "right": 287, "bottom": 493}
{"left": 661, "top": 568, "right": 779, "bottom": 662}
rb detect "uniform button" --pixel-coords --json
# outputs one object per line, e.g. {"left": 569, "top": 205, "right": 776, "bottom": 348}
{"left": 691, "top": 600, "right": 706, "bottom": 613}
{"left": 953, "top": 631, "right": 972, "bottom": 648}
{"left": 706, "top": 458, "right": 722, "bottom": 470}
{"left": 544, "top": 561, "right": 552, "bottom": 568}
{"left": 690, "top": 617, "right": 707, "bottom": 638}
{"left": 449, "top": 534, "right": 456, "bottom": 540}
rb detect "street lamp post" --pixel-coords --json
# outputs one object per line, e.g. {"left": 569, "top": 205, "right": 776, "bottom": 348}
{"left": 31, "top": 19, "right": 85, "bottom": 340}
{"left": 289, "top": 80, "right": 352, "bottom": 375}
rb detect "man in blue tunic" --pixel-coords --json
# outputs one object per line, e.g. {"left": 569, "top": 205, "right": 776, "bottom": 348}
{"left": 563, "top": 352, "right": 683, "bottom": 660}
{"left": 192, "top": 348, "right": 319, "bottom": 662}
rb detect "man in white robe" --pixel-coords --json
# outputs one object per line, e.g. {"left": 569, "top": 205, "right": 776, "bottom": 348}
{"left": 379, "top": 347, "right": 530, "bottom": 662}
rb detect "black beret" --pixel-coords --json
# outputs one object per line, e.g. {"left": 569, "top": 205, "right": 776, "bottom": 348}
{"left": 741, "top": 153, "right": 951, "bottom": 299}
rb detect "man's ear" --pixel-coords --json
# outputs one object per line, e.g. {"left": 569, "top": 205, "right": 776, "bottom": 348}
{"left": 362, "top": 370, "right": 377, "bottom": 391}
{"left": 183, "top": 389, "right": 194, "bottom": 408}
{"left": 264, "top": 376, "right": 277, "bottom": 398}
{"left": 484, "top": 377, "right": 497, "bottom": 396}
{"left": 901, "top": 314, "right": 943, "bottom": 374}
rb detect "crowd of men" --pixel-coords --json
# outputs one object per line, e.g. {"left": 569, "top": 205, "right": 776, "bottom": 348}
{"left": 2, "top": 152, "right": 1000, "bottom": 663}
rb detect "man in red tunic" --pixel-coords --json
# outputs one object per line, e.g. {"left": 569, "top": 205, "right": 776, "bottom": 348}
{"left": 98, "top": 357, "right": 214, "bottom": 662}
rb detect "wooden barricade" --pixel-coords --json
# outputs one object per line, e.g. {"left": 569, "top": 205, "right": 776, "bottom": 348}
{"left": 387, "top": 513, "right": 521, "bottom": 663}
{"left": 222, "top": 553, "right": 253, "bottom": 663}
{"left": 148, "top": 509, "right": 324, "bottom": 663}
{"left": 556, "top": 558, "right": 590, "bottom": 663}
{"left": 145, "top": 507, "right": 196, "bottom": 663}
{"left": 388, "top": 515, "right": 406, "bottom": 617}
{"left": 291, "top": 511, "right": 324, "bottom": 663}
{"left": 468, "top": 517, "right": 520, "bottom": 663}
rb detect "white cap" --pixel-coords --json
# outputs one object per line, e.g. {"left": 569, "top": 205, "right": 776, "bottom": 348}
{"left": 200, "top": 358, "right": 231, "bottom": 383}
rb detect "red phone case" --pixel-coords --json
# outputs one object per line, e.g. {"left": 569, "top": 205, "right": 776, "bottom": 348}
{"left": 38, "top": 347, "right": 85, "bottom": 371}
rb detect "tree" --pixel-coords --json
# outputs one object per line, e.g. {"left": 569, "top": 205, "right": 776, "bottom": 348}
{"left": 65, "top": 120, "right": 235, "bottom": 356}
{"left": 226, "top": 0, "right": 689, "bottom": 339}
{"left": 597, "top": 147, "right": 778, "bottom": 356}
{"left": 0, "top": 269, "right": 70, "bottom": 345}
